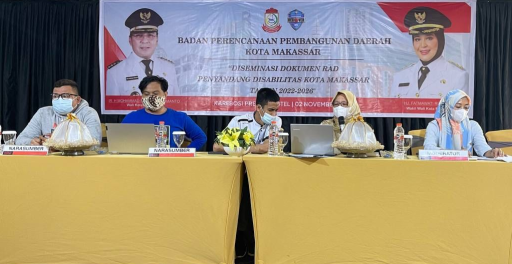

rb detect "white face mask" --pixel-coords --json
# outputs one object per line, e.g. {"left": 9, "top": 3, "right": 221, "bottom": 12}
{"left": 333, "top": 106, "right": 349, "bottom": 118}
{"left": 259, "top": 110, "right": 276, "bottom": 125}
{"left": 52, "top": 98, "right": 75, "bottom": 115}
{"left": 451, "top": 108, "right": 468, "bottom": 122}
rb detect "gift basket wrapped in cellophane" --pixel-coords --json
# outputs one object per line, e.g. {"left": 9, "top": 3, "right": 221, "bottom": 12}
{"left": 332, "top": 115, "right": 384, "bottom": 158}
{"left": 44, "top": 113, "right": 99, "bottom": 156}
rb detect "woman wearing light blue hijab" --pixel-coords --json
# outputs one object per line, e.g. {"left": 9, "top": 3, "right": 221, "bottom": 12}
{"left": 424, "top": 89, "right": 504, "bottom": 157}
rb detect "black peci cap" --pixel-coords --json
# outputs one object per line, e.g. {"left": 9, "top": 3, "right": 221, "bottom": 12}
{"left": 404, "top": 7, "right": 451, "bottom": 35}
{"left": 125, "top": 8, "right": 164, "bottom": 33}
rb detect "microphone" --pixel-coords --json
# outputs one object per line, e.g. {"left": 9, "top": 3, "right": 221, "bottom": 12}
{"left": 338, "top": 116, "right": 345, "bottom": 133}
{"left": 338, "top": 116, "right": 345, "bottom": 126}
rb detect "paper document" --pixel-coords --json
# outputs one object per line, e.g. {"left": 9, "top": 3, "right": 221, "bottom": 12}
{"left": 472, "top": 156, "right": 512, "bottom": 163}
{"left": 287, "top": 153, "right": 331, "bottom": 158}
{"left": 497, "top": 156, "right": 512, "bottom": 163}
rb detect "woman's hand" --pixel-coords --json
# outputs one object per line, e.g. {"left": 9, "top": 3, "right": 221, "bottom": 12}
{"left": 484, "top": 148, "right": 505, "bottom": 158}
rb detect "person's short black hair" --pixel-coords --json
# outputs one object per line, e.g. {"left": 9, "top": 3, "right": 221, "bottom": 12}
{"left": 139, "top": 75, "right": 169, "bottom": 93}
{"left": 256, "top": 88, "right": 280, "bottom": 107}
{"left": 54, "top": 79, "right": 79, "bottom": 94}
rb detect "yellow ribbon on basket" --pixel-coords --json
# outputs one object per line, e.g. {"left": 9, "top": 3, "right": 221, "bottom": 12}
{"left": 66, "top": 113, "right": 78, "bottom": 121}
{"left": 349, "top": 115, "right": 364, "bottom": 123}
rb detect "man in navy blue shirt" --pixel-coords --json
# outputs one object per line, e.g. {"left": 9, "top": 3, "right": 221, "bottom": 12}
{"left": 122, "top": 75, "right": 206, "bottom": 149}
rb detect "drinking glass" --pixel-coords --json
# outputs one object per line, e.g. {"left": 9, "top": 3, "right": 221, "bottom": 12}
{"left": 3, "top": 131, "right": 17, "bottom": 145}
{"left": 403, "top": 135, "right": 413, "bottom": 158}
{"left": 173, "top": 131, "right": 185, "bottom": 148}
{"left": 278, "top": 132, "right": 289, "bottom": 156}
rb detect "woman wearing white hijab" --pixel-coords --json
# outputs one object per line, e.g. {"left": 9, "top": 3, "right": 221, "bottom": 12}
{"left": 424, "top": 89, "right": 504, "bottom": 157}
{"left": 321, "top": 90, "right": 361, "bottom": 141}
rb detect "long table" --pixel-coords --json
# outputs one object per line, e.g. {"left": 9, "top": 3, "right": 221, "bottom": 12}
{"left": 244, "top": 155, "right": 512, "bottom": 264}
{"left": 0, "top": 153, "right": 243, "bottom": 264}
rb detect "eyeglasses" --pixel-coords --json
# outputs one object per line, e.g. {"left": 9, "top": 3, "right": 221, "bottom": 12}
{"left": 131, "top": 33, "right": 157, "bottom": 41}
{"left": 332, "top": 102, "right": 348, "bottom": 107}
{"left": 51, "top": 93, "right": 78, "bottom": 99}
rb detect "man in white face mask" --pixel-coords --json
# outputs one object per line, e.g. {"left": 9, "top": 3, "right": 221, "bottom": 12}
{"left": 213, "top": 87, "right": 282, "bottom": 154}
{"left": 16, "top": 79, "right": 102, "bottom": 146}
{"left": 424, "top": 89, "right": 504, "bottom": 157}
{"left": 122, "top": 75, "right": 207, "bottom": 149}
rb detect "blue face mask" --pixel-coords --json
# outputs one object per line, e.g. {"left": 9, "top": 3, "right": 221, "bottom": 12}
{"left": 52, "top": 98, "right": 74, "bottom": 115}
{"left": 259, "top": 110, "right": 276, "bottom": 125}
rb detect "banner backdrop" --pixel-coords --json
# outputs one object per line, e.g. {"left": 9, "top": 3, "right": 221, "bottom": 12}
{"left": 99, "top": 0, "right": 476, "bottom": 117}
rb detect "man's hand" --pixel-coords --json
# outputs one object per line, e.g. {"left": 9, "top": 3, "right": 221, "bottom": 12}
{"left": 250, "top": 140, "right": 269, "bottom": 154}
{"left": 30, "top": 136, "right": 46, "bottom": 146}
{"left": 212, "top": 142, "right": 226, "bottom": 153}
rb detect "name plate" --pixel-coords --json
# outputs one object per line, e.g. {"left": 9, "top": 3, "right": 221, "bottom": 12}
{"left": 1, "top": 145, "right": 49, "bottom": 156}
{"left": 419, "top": 149, "right": 469, "bottom": 161}
{"left": 148, "top": 148, "right": 196, "bottom": 157}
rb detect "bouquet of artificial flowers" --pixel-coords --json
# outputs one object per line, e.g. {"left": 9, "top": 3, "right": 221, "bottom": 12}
{"left": 214, "top": 127, "right": 255, "bottom": 150}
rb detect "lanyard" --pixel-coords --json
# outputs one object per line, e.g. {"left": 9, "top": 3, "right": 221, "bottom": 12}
{"left": 254, "top": 125, "right": 268, "bottom": 144}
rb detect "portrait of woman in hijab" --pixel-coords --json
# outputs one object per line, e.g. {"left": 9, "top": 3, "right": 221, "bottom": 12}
{"left": 390, "top": 6, "right": 469, "bottom": 99}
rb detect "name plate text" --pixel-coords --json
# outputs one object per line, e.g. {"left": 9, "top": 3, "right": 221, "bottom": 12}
{"left": 148, "top": 148, "right": 196, "bottom": 157}
{"left": 419, "top": 149, "right": 469, "bottom": 161}
{"left": 1, "top": 145, "right": 49, "bottom": 156}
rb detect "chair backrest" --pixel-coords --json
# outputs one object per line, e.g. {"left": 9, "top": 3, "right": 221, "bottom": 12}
{"left": 485, "top": 129, "right": 512, "bottom": 155}
{"left": 101, "top": 123, "right": 108, "bottom": 147}
{"left": 408, "top": 129, "right": 426, "bottom": 156}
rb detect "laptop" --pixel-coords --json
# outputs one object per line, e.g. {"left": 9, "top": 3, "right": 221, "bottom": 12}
{"left": 290, "top": 124, "right": 335, "bottom": 156}
{"left": 106, "top": 123, "right": 156, "bottom": 154}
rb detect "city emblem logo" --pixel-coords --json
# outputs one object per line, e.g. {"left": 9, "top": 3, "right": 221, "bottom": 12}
{"left": 262, "top": 8, "right": 282, "bottom": 33}
{"left": 287, "top": 9, "right": 305, "bottom": 30}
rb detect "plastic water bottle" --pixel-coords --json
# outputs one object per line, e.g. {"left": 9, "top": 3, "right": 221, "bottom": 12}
{"left": 156, "top": 121, "right": 166, "bottom": 148}
{"left": 268, "top": 121, "right": 279, "bottom": 156}
{"left": 393, "top": 123, "right": 405, "bottom": 160}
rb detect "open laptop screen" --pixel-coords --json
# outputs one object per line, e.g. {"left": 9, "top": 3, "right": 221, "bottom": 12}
{"left": 290, "top": 124, "right": 335, "bottom": 156}
{"left": 106, "top": 123, "right": 156, "bottom": 154}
